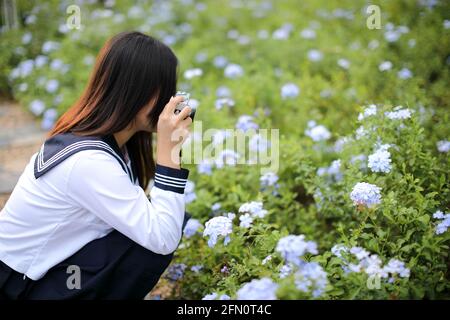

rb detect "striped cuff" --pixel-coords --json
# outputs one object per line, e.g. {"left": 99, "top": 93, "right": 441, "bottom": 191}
{"left": 154, "top": 164, "right": 189, "bottom": 194}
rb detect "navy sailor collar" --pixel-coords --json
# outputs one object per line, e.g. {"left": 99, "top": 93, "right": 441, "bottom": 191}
{"left": 34, "top": 131, "right": 138, "bottom": 184}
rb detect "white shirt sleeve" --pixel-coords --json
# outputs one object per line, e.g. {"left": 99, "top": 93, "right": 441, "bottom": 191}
{"left": 66, "top": 150, "right": 189, "bottom": 255}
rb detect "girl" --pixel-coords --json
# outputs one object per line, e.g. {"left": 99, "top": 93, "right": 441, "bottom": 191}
{"left": 0, "top": 31, "right": 193, "bottom": 299}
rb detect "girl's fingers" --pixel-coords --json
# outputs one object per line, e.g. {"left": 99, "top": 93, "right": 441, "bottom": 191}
{"left": 180, "top": 116, "right": 193, "bottom": 127}
{"left": 163, "top": 95, "right": 185, "bottom": 115}
{"left": 176, "top": 106, "right": 192, "bottom": 122}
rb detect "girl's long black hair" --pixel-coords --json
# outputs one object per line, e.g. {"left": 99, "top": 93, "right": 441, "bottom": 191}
{"left": 49, "top": 31, "right": 179, "bottom": 190}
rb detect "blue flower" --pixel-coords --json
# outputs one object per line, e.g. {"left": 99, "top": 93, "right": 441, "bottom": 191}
{"left": 358, "top": 104, "right": 377, "bottom": 121}
{"left": 332, "top": 244, "right": 410, "bottom": 280}
{"left": 262, "top": 255, "right": 272, "bottom": 265}
{"left": 218, "top": 265, "right": 228, "bottom": 274}
{"left": 213, "top": 56, "right": 228, "bottom": 68}
{"left": 237, "top": 278, "right": 278, "bottom": 300}
{"left": 190, "top": 265, "right": 203, "bottom": 273}
{"left": 331, "top": 244, "right": 348, "bottom": 259}
{"left": 183, "top": 218, "right": 202, "bottom": 238}
{"left": 350, "top": 246, "right": 370, "bottom": 260}
{"left": 318, "top": 159, "right": 342, "bottom": 182}
{"left": 383, "top": 259, "right": 410, "bottom": 278}
{"left": 211, "top": 129, "right": 232, "bottom": 145}
{"left": 276, "top": 235, "right": 318, "bottom": 266}
{"left": 45, "top": 79, "right": 59, "bottom": 93}
{"left": 433, "top": 210, "right": 450, "bottom": 235}
{"left": 385, "top": 106, "right": 413, "bottom": 120}
{"left": 279, "top": 264, "right": 293, "bottom": 279}
{"left": 238, "top": 201, "right": 268, "bottom": 218}
{"left": 433, "top": 210, "right": 445, "bottom": 219}
{"left": 379, "top": 61, "right": 393, "bottom": 71}
{"left": 184, "top": 68, "right": 203, "bottom": 79}
{"left": 294, "top": 262, "right": 328, "bottom": 297}
{"left": 185, "top": 180, "right": 196, "bottom": 204}
{"left": 202, "top": 293, "right": 231, "bottom": 300}
{"left": 300, "top": 28, "right": 316, "bottom": 39}
{"left": 202, "top": 293, "right": 218, "bottom": 300}
{"left": 437, "top": 140, "right": 450, "bottom": 153}
{"left": 239, "top": 213, "right": 253, "bottom": 228}
{"left": 224, "top": 63, "right": 244, "bottom": 79}
{"left": 41, "top": 109, "right": 57, "bottom": 131}
{"left": 397, "top": 68, "right": 413, "bottom": 79}
{"left": 22, "top": 32, "right": 32, "bottom": 45}
{"left": 42, "top": 41, "right": 60, "bottom": 54}
{"left": 235, "top": 115, "right": 258, "bottom": 131}
{"left": 215, "top": 98, "right": 235, "bottom": 110}
{"left": 249, "top": 134, "right": 270, "bottom": 152}
{"left": 337, "top": 58, "right": 350, "bottom": 69}
{"left": 211, "top": 203, "right": 221, "bottom": 212}
{"left": 368, "top": 149, "right": 392, "bottom": 173}
{"left": 216, "top": 85, "right": 231, "bottom": 97}
{"left": 307, "top": 49, "right": 323, "bottom": 62}
{"left": 260, "top": 171, "right": 279, "bottom": 188}
{"left": 305, "top": 123, "right": 331, "bottom": 142}
{"left": 350, "top": 182, "right": 382, "bottom": 208}
{"left": 281, "top": 83, "right": 300, "bottom": 99}
{"left": 165, "top": 263, "right": 187, "bottom": 281}
{"left": 29, "top": 100, "right": 45, "bottom": 116}
{"left": 195, "top": 52, "right": 208, "bottom": 63}
{"left": 214, "top": 149, "right": 240, "bottom": 168}
{"left": 203, "top": 216, "right": 233, "bottom": 247}
{"left": 197, "top": 159, "right": 213, "bottom": 175}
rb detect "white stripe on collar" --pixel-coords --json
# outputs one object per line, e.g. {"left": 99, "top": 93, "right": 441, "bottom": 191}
{"left": 36, "top": 140, "right": 131, "bottom": 179}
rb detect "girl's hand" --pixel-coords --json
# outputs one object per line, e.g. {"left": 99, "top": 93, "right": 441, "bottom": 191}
{"left": 156, "top": 95, "right": 192, "bottom": 169}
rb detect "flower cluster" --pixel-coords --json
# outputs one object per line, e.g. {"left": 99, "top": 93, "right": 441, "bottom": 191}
{"left": 331, "top": 245, "right": 410, "bottom": 280}
{"left": 385, "top": 106, "right": 413, "bottom": 120}
{"left": 275, "top": 235, "right": 318, "bottom": 266}
{"left": 350, "top": 182, "right": 382, "bottom": 208}
{"left": 436, "top": 140, "right": 450, "bottom": 153}
{"left": 281, "top": 83, "right": 300, "bottom": 99}
{"left": 215, "top": 97, "right": 235, "bottom": 110}
{"left": 433, "top": 210, "right": 450, "bottom": 235}
{"left": 294, "top": 262, "right": 328, "bottom": 298}
{"left": 305, "top": 121, "right": 331, "bottom": 142}
{"left": 235, "top": 115, "right": 258, "bottom": 131}
{"left": 368, "top": 148, "right": 392, "bottom": 173}
{"left": 202, "top": 293, "right": 231, "bottom": 300}
{"left": 203, "top": 216, "right": 233, "bottom": 247}
{"left": 224, "top": 63, "right": 244, "bottom": 79}
{"left": 317, "top": 159, "right": 342, "bottom": 182}
{"left": 184, "top": 180, "right": 197, "bottom": 204}
{"left": 236, "top": 278, "right": 278, "bottom": 300}
{"left": 238, "top": 201, "right": 268, "bottom": 218}
{"left": 165, "top": 263, "right": 187, "bottom": 282}
{"left": 239, "top": 213, "right": 253, "bottom": 228}
{"left": 358, "top": 104, "right": 377, "bottom": 121}
{"left": 190, "top": 265, "right": 203, "bottom": 273}
{"left": 183, "top": 68, "right": 203, "bottom": 79}
{"left": 260, "top": 171, "right": 279, "bottom": 188}
{"left": 183, "top": 218, "right": 202, "bottom": 238}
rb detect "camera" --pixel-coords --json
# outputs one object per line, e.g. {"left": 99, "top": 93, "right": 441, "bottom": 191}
{"left": 174, "top": 91, "right": 196, "bottom": 120}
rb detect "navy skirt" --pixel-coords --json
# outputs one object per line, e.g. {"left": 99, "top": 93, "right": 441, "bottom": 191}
{"left": 0, "top": 212, "right": 191, "bottom": 300}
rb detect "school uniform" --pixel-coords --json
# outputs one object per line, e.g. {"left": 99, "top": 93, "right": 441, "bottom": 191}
{"left": 0, "top": 131, "right": 191, "bottom": 299}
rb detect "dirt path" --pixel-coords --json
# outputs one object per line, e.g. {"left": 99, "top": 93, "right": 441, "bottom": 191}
{"left": 0, "top": 100, "right": 46, "bottom": 209}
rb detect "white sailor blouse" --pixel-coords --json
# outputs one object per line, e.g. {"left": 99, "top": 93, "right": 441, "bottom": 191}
{"left": 0, "top": 132, "right": 190, "bottom": 280}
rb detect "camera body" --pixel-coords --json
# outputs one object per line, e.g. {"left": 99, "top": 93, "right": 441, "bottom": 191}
{"left": 174, "top": 91, "right": 196, "bottom": 120}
